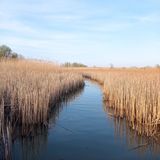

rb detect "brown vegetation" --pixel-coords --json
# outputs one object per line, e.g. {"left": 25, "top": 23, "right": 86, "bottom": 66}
{"left": 1, "top": 60, "right": 160, "bottom": 157}
{"left": 81, "top": 68, "right": 160, "bottom": 137}
{"left": 0, "top": 59, "right": 84, "bottom": 158}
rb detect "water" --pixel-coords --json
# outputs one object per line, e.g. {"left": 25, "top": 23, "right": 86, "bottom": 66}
{"left": 12, "top": 81, "right": 160, "bottom": 160}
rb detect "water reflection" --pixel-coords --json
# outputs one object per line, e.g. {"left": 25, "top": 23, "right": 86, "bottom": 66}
{"left": 1, "top": 86, "right": 84, "bottom": 160}
{"left": 2, "top": 81, "right": 160, "bottom": 160}
{"left": 104, "top": 106, "right": 160, "bottom": 157}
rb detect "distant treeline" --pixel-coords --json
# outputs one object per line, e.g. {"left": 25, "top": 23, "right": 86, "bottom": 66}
{"left": 62, "top": 62, "right": 87, "bottom": 67}
{"left": 0, "top": 45, "right": 23, "bottom": 59}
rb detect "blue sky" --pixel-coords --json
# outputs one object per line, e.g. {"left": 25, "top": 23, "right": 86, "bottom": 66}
{"left": 0, "top": 0, "right": 160, "bottom": 67}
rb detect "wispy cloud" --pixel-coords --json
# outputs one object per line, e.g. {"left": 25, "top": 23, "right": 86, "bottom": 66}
{"left": 132, "top": 13, "right": 160, "bottom": 23}
{"left": 0, "top": 0, "right": 160, "bottom": 66}
{"left": 0, "top": 21, "right": 36, "bottom": 34}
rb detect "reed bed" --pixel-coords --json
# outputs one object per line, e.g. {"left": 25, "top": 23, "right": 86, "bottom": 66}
{"left": 0, "top": 59, "right": 84, "bottom": 129}
{"left": 0, "top": 60, "right": 84, "bottom": 158}
{"left": 81, "top": 68, "right": 160, "bottom": 137}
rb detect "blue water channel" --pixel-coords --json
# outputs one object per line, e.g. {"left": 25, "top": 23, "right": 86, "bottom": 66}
{"left": 12, "top": 81, "right": 160, "bottom": 160}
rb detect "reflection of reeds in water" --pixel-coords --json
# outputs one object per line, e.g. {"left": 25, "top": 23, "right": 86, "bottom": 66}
{"left": 81, "top": 68, "right": 160, "bottom": 138}
{"left": 104, "top": 106, "right": 160, "bottom": 157}
{"left": 48, "top": 86, "right": 84, "bottom": 126}
{"left": 13, "top": 127, "right": 48, "bottom": 160}
{"left": 12, "top": 85, "right": 84, "bottom": 160}
{"left": 0, "top": 60, "right": 84, "bottom": 160}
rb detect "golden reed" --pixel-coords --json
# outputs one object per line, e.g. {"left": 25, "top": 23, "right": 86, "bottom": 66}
{"left": 0, "top": 59, "right": 84, "bottom": 136}
{"left": 82, "top": 68, "right": 160, "bottom": 137}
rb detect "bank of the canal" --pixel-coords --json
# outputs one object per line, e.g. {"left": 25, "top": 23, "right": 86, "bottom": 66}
{"left": 12, "top": 81, "right": 160, "bottom": 160}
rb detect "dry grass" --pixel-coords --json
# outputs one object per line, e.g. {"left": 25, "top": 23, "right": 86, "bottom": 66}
{"left": 0, "top": 59, "right": 84, "bottom": 157}
{"left": 81, "top": 68, "right": 160, "bottom": 137}
{"left": 1, "top": 60, "right": 160, "bottom": 156}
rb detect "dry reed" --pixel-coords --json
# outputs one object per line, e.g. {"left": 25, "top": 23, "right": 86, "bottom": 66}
{"left": 0, "top": 59, "right": 84, "bottom": 159}
{"left": 81, "top": 68, "right": 160, "bottom": 137}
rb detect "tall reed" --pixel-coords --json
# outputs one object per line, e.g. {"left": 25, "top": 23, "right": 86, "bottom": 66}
{"left": 0, "top": 59, "right": 84, "bottom": 159}
{"left": 82, "top": 68, "right": 160, "bottom": 137}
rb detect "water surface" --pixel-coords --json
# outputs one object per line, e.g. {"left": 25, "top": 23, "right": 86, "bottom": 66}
{"left": 12, "top": 81, "right": 160, "bottom": 160}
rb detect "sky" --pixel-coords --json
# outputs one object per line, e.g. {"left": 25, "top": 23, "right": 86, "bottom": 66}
{"left": 0, "top": 0, "right": 160, "bottom": 67}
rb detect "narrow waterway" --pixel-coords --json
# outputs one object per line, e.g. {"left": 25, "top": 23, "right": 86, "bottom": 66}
{"left": 12, "top": 81, "right": 160, "bottom": 160}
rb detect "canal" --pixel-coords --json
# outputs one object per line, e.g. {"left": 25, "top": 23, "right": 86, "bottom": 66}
{"left": 12, "top": 81, "right": 160, "bottom": 160}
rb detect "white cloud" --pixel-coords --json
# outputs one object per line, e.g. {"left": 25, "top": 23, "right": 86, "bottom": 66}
{"left": 132, "top": 13, "right": 160, "bottom": 23}
{"left": 0, "top": 0, "right": 160, "bottom": 66}
{"left": 0, "top": 21, "right": 36, "bottom": 34}
{"left": 85, "top": 22, "right": 131, "bottom": 32}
